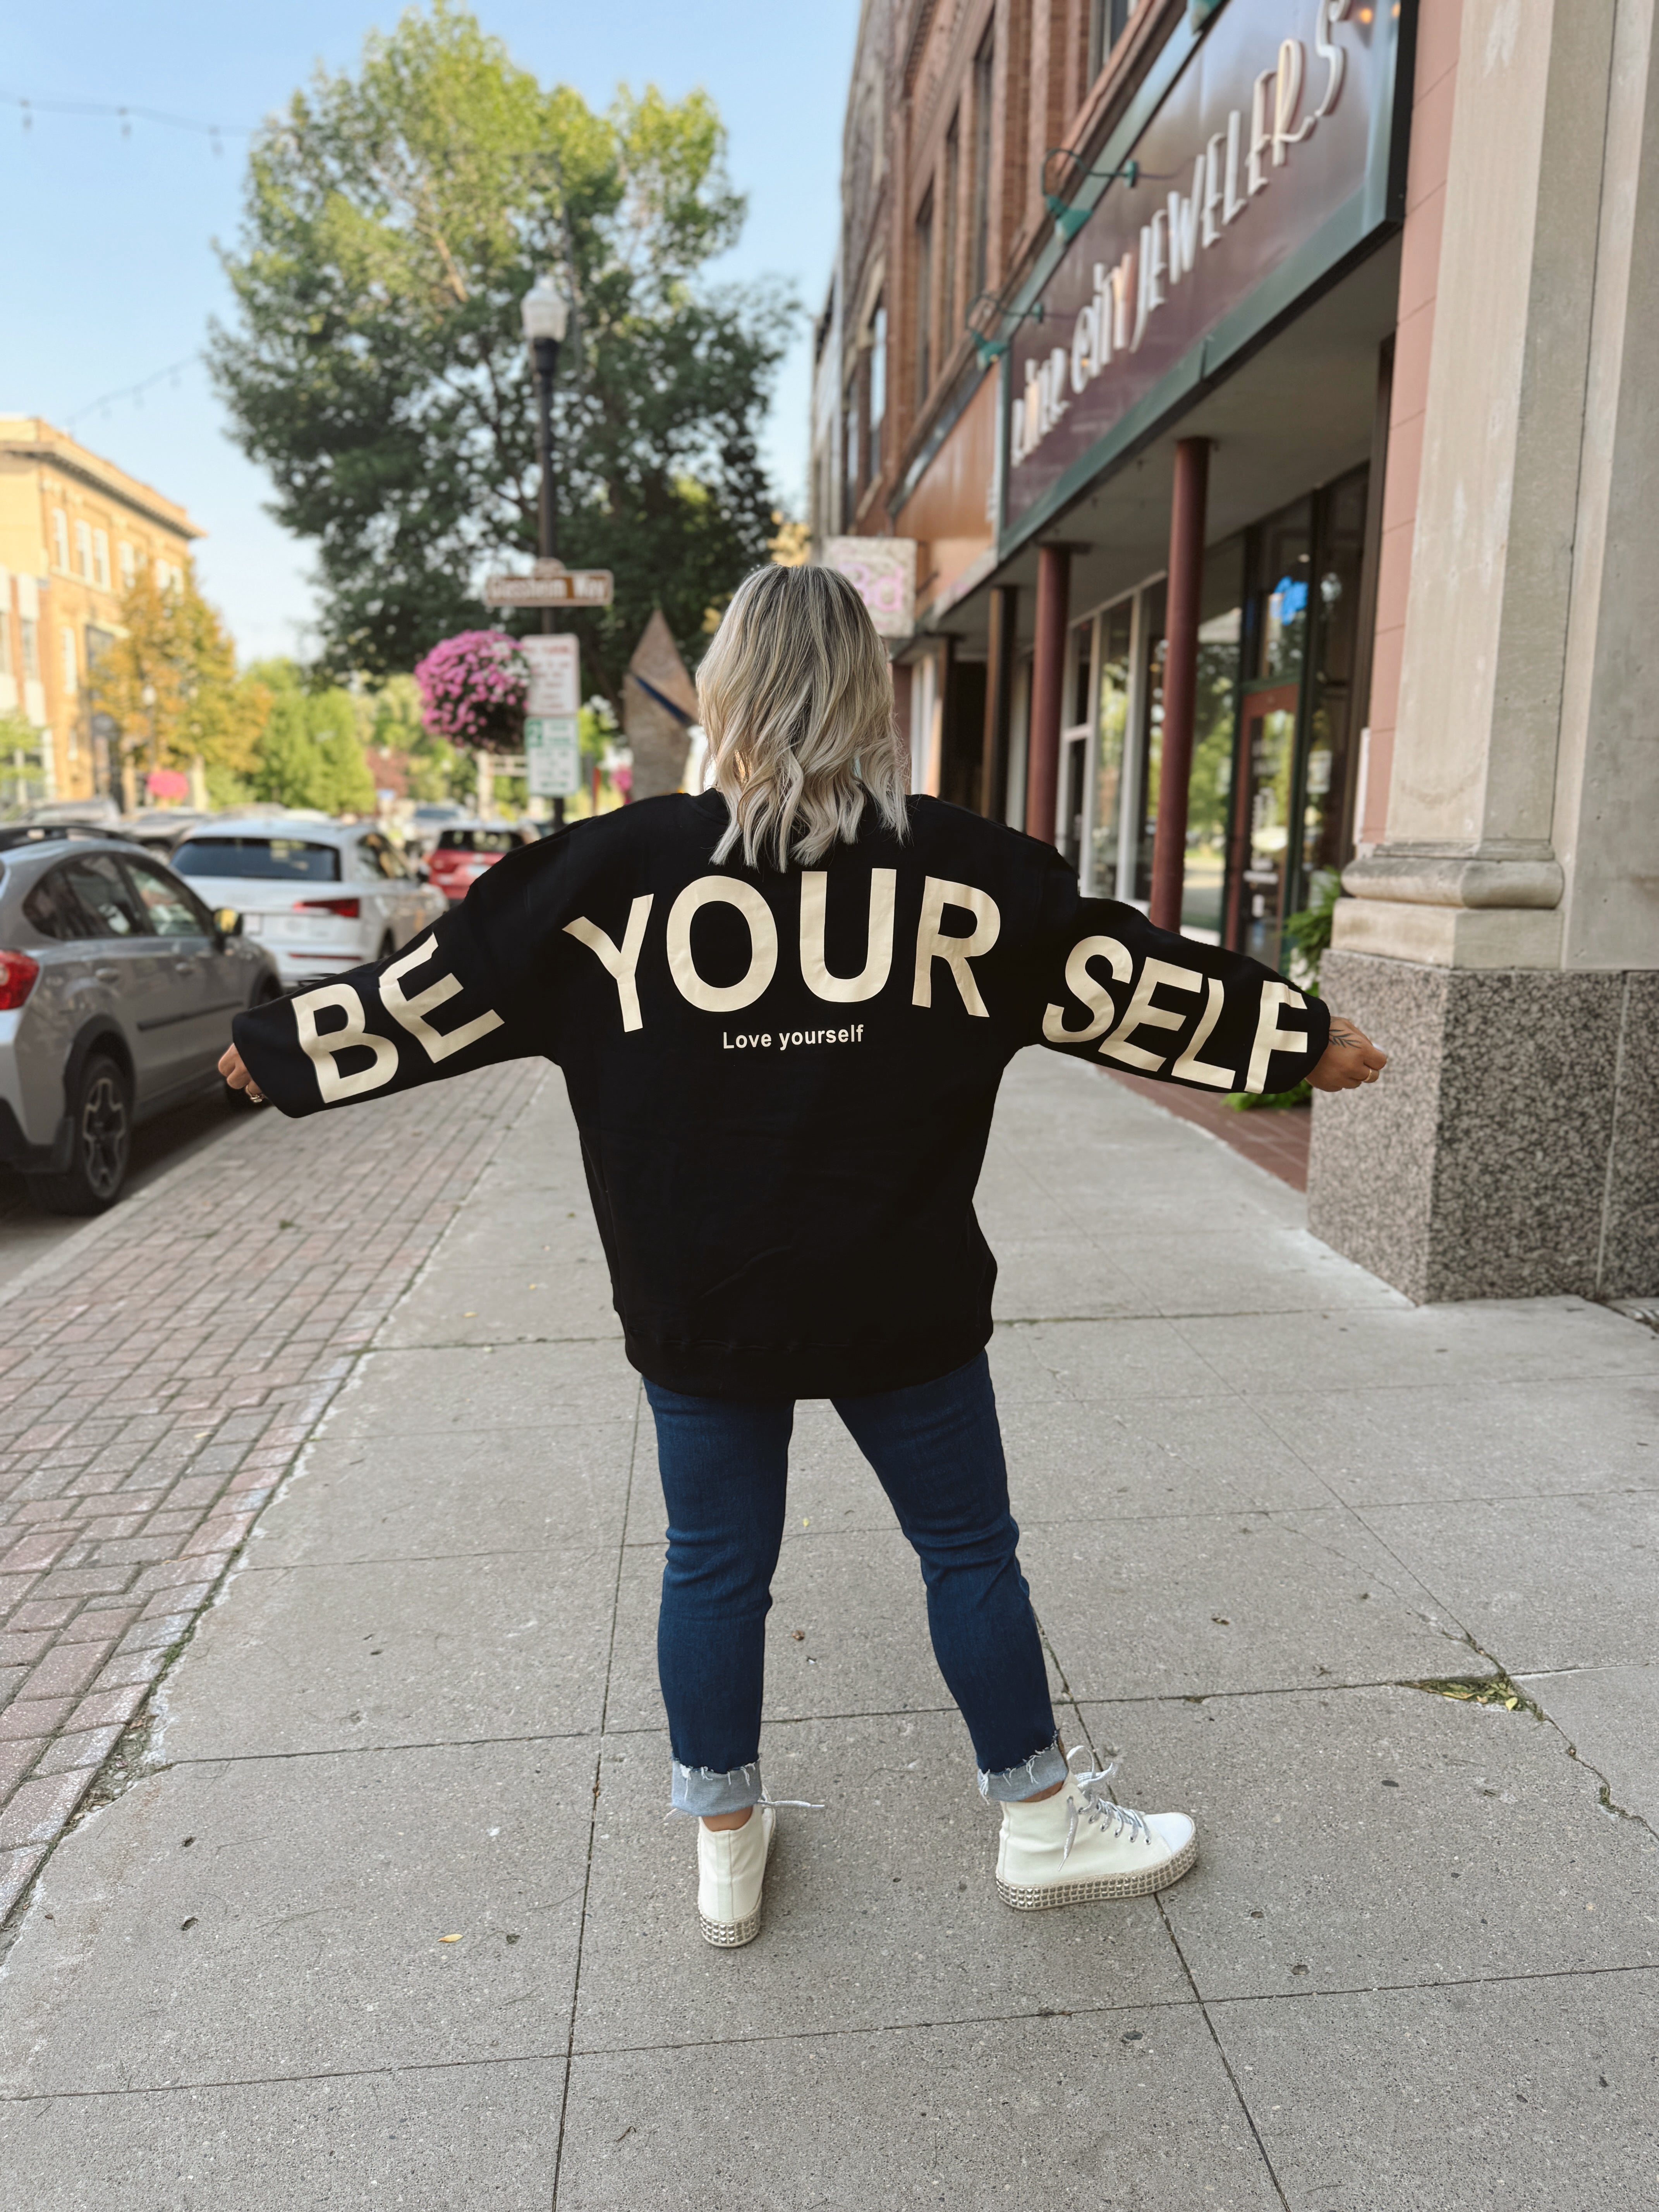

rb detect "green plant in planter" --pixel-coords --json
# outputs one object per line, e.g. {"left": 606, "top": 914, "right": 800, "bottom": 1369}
{"left": 1226, "top": 872, "right": 1341, "bottom": 1111}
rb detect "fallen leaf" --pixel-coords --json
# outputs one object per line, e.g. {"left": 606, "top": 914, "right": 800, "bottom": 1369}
{"left": 440, "top": 1933, "right": 463, "bottom": 1943}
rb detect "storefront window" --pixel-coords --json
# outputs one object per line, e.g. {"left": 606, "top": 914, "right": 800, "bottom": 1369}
{"left": 1224, "top": 472, "right": 1368, "bottom": 964}
{"left": 1250, "top": 503, "right": 1312, "bottom": 687}
{"left": 1300, "top": 468, "right": 1369, "bottom": 900}
{"left": 1059, "top": 620, "right": 1094, "bottom": 868}
{"left": 1087, "top": 541, "right": 1238, "bottom": 926}
{"left": 1092, "top": 600, "right": 1133, "bottom": 894}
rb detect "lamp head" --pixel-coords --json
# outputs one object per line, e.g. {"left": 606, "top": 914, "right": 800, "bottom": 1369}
{"left": 521, "top": 268, "right": 570, "bottom": 344}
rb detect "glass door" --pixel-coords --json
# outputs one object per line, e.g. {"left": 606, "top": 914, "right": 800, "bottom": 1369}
{"left": 1223, "top": 471, "right": 1370, "bottom": 963}
{"left": 1227, "top": 498, "right": 1311, "bottom": 962}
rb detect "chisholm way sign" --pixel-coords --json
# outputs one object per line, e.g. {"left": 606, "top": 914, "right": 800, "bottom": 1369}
{"left": 1002, "top": 0, "right": 1410, "bottom": 538}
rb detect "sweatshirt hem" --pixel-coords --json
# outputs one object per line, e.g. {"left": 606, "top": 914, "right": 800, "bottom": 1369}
{"left": 623, "top": 1325, "right": 994, "bottom": 1404}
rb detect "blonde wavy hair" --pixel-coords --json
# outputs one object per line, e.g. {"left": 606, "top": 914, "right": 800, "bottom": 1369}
{"left": 698, "top": 563, "right": 909, "bottom": 871}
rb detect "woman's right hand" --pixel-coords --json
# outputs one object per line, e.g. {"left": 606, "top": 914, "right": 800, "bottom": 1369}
{"left": 219, "top": 1043, "right": 266, "bottom": 1104}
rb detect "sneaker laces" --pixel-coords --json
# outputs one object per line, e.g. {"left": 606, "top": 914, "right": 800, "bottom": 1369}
{"left": 1060, "top": 1747, "right": 1153, "bottom": 1865}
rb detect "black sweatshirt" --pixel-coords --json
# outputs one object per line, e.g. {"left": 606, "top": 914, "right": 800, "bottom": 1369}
{"left": 233, "top": 792, "right": 1328, "bottom": 1399}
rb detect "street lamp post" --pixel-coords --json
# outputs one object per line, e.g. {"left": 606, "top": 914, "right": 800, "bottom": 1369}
{"left": 521, "top": 268, "right": 571, "bottom": 825}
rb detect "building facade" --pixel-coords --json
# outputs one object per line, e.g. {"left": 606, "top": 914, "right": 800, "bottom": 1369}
{"left": 0, "top": 417, "right": 201, "bottom": 809}
{"left": 818, "top": 0, "right": 1658, "bottom": 1305}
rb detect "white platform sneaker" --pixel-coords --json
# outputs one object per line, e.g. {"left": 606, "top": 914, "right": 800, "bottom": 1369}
{"left": 996, "top": 1752, "right": 1198, "bottom": 1911}
{"left": 697, "top": 1805, "right": 776, "bottom": 1947}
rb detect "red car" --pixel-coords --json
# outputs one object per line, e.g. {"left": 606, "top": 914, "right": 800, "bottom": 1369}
{"left": 424, "top": 822, "right": 542, "bottom": 906}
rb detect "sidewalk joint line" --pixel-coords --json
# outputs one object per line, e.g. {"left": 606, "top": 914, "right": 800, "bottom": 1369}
{"left": 163, "top": 1727, "right": 601, "bottom": 1766}
{"left": 5, "top": 1960, "right": 1653, "bottom": 2107}
{"left": 551, "top": 1375, "right": 643, "bottom": 2211}
{"left": 1160, "top": 1891, "right": 1292, "bottom": 2209}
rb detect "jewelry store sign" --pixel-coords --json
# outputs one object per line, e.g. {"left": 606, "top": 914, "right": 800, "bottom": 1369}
{"left": 1004, "top": 0, "right": 1405, "bottom": 532}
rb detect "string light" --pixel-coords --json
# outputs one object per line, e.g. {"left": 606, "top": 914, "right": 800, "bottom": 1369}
{"left": 0, "top": 90, "right": 253, "bottom": 141}
{"left": 65, "top": 355, "right": 202, "bottom": 431}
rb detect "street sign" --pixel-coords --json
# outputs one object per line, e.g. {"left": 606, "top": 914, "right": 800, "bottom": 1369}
{"left": 520, "top": 634, "right": 580, "bottom": 716}
{"left": 525, "top": 715, "right": 582, "bottom": 798}
{"left": 484, "top": 567, "right": 613, "bottom": 607}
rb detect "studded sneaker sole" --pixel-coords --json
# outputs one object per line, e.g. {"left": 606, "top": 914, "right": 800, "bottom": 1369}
{"left": 698, "top": 1815, "right": 778, "bottom": 1948}
{"left": 996, "top": 1826, "right": 1199, "bottom": 1911}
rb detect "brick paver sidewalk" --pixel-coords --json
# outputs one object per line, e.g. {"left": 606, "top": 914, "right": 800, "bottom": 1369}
{"left": 0, "top": 1063, "right": 540, "bottom": 1928}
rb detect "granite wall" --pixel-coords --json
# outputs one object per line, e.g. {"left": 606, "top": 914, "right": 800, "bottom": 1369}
{"left": 1601, "top": 970, "right": 1659, "bottom": 1299}
{"left": 1308, "top": 951, "right": 1654, "bottom": 1304}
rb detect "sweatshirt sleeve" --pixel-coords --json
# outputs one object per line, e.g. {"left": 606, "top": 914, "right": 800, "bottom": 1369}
{"left": 231, "top": 871, "right": 550, "bottom": 1119}
{"left": 1023, "top": 859, "right": 1329, "bottom": 1096}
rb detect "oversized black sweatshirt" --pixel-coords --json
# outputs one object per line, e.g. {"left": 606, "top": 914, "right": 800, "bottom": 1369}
{"left": 233, "top": 792, "right": 1328, "bottom": 1399}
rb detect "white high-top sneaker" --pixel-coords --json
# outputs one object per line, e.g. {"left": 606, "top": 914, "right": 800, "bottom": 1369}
{"left": 697, "top": 1805, "right": 776, "bottom": 1947}
{"left": 996, "top": 1753, "right": 1197, "bottom": 1911}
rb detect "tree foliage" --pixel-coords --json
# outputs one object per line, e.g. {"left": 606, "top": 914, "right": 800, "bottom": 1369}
{"left": 245, "top": 661, "right": 378, "bottom": 814}
{"left": 209, "top": 2, "right": 792, "bottom": 699}
{"left": 92, "top": 566, "right": 269, "bottom": 807}
{"left": 356, "top": 672, "right": 461, "bottom": 801}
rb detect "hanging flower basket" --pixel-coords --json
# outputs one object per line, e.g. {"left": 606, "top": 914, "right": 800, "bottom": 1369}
{"left": 413, "top": 630, "right": 529, "bottom": 755}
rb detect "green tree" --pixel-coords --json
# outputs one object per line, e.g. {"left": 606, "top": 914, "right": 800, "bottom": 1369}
{"left": 247, "top": 660, "right": 378, "bottom": 812}
{"left": 92, "top": 564, "right": 269, "bottom": 811}
{"left": 0, "top": 709, "right": 49, "bottom": 817}
{"left": 209, "top": 2, "right": 791, "bottom": 701}
{"left": 354, "top": 671, "right": 460, "bottom": 801}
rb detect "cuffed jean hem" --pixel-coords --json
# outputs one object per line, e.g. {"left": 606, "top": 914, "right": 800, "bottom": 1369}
{"left": 671, "top": 1757, "right": 764, "bottom": 1816}
{"left": 977, "top": 1735, "right": 1069, "bottom": 1804}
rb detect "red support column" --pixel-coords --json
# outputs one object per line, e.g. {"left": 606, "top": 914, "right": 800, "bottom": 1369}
{"left": 1150, "top": 438, "right": 1211, "bottom": 934}
{"left": 1025, "top": 545, "right": 1070, "bottom": 845}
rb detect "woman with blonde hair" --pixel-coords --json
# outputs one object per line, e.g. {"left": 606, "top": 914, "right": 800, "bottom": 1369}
{"left": 223, "top": 563, "right": 1384, "bottom": 1946}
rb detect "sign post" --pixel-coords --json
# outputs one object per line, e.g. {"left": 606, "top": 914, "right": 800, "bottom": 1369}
{"left": 520, "top": 634, "right": 583, "bottom": 804}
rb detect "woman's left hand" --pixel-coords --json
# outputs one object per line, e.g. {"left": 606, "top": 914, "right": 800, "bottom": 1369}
{"left": 1308, "top": 1015, "right": 1388, "bottom": 1092}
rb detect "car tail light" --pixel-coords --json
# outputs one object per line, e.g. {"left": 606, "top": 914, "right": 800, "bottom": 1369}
{"left": 0, "top": 950, "right": 40, "bottom": 1010}
{"left": 296, "top": 897, "right": 361, "bottom": 919}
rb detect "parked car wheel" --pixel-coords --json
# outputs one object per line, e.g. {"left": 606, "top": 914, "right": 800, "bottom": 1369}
{"left": 23, "top": 1053, "right": 133, "bottom": 1216}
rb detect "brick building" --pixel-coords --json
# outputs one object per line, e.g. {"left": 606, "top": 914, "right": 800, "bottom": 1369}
{"left": 0, "top": 417, "right": 201, "bottom": 809}
{"left": 816, "top": 0, "right": 1659, "bottom": 1305}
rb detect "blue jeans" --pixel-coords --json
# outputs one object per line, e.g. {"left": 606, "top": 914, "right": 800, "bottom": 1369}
{"left": 643, "top": 1352, "right": 1066, "bottom": 1814}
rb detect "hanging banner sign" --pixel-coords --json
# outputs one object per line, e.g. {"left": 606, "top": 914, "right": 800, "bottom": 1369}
{"left": 822, "top": 537, "right": 917, "bottom": 639}
{"left": 1004, "top": 0, "right": 1405, "bottom": 534}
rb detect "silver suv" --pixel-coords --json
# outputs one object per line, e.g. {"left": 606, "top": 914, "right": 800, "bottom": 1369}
{"left": 0, "top": 826, "right": 282, "bottom": 1214}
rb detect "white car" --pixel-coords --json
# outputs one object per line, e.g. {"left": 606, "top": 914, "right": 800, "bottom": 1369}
{"left": 170, "top": 818, "right": 445, "bottom": 989}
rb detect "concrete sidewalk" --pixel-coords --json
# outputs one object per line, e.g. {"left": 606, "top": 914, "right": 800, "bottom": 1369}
{"left": 1, "top": 1053, "right": 1655, "bottom": 2209}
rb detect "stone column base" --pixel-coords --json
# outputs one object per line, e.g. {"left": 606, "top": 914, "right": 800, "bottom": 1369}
{"left": 1307, "top": 952, "right": 1659, "bottom": 1303}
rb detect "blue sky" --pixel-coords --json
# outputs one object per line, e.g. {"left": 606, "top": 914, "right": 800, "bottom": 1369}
{"left": 2, "top": 2, "right": 857, "bottom": 661}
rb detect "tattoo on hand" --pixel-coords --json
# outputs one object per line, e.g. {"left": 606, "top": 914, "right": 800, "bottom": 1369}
{"left": 1329, "top": 1026, "right": 1364, "bottom": 1049}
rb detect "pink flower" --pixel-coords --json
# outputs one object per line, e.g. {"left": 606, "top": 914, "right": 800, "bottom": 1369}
{"left": 414, "top": 630, "right": 530, "bottom": 752}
